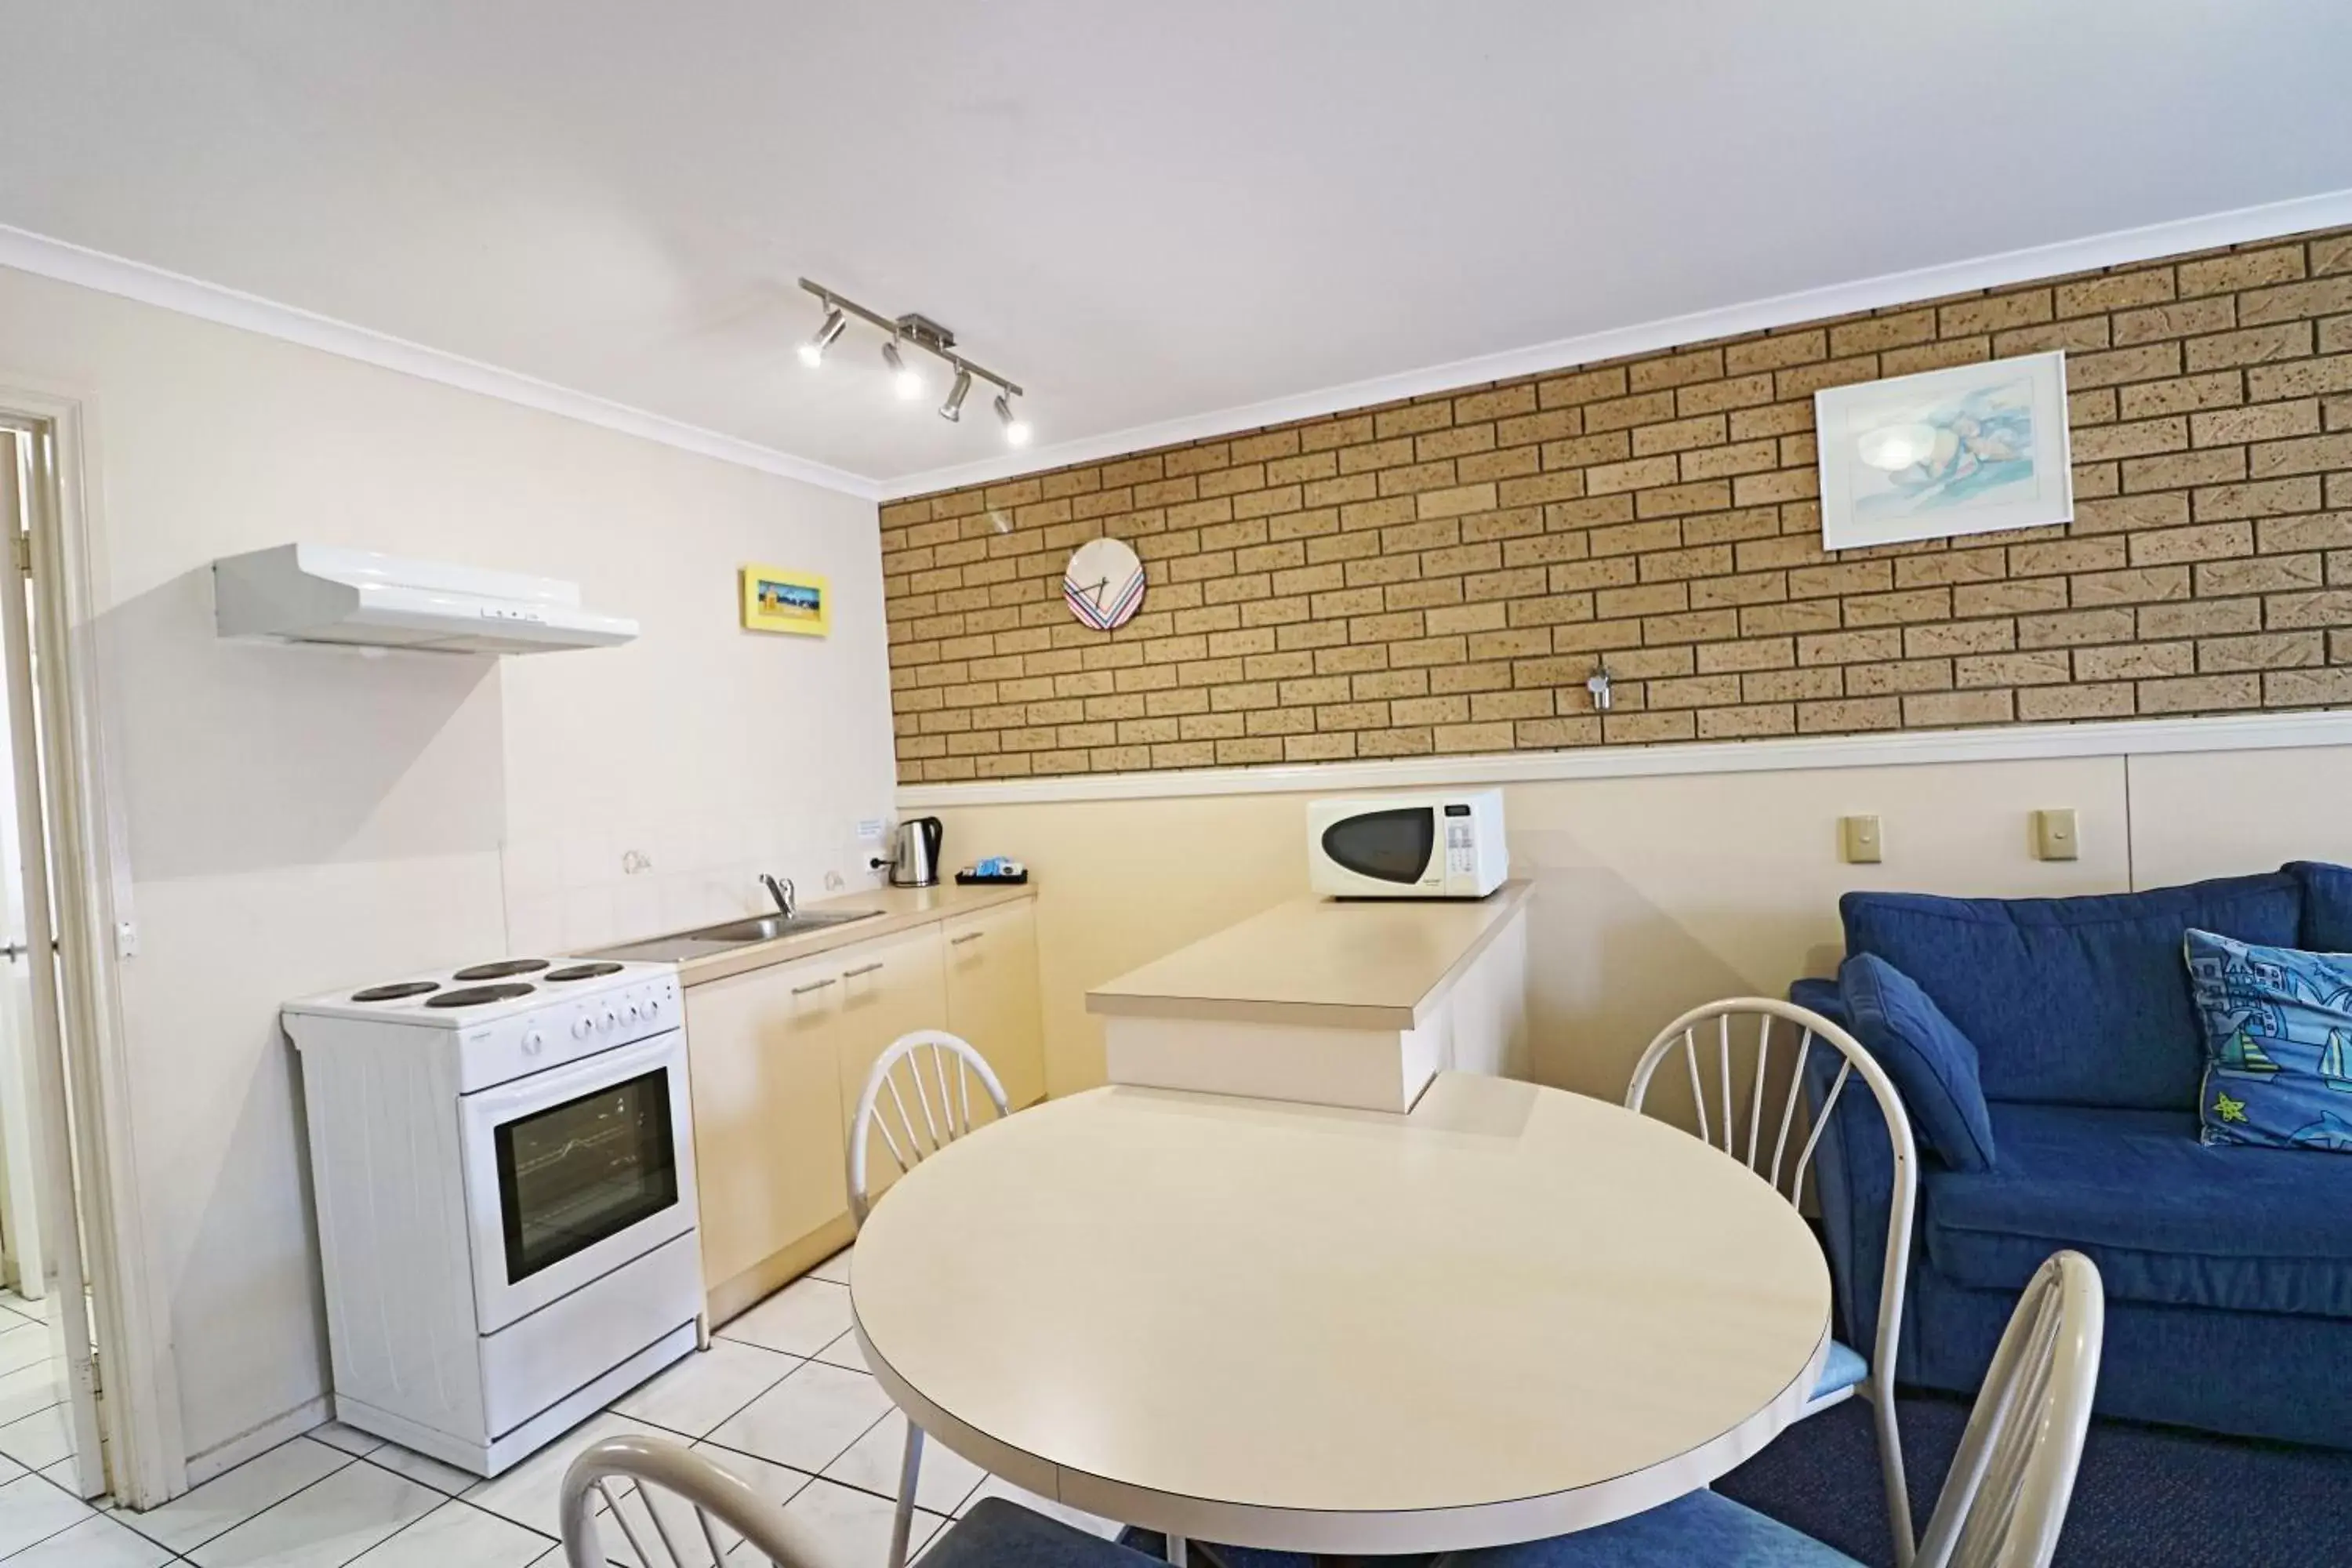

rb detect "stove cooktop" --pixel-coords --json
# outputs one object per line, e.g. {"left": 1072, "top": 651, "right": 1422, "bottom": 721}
{"left": 285, "top": 955, "right": 677, "bottom": 1026}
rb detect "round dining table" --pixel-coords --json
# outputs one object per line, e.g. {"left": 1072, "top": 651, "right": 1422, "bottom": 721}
{"left": 849, "top": 1073, "right": 1831, "bottom": 1556}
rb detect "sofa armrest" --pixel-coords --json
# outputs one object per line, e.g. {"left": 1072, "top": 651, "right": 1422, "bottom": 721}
{"left": 1790, "top": 978, "right": 1900, "bottom": 1366}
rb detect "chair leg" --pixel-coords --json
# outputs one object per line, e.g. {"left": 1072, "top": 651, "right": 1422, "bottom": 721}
{"left": 1866, "top": 1379, "right": 1915, "bottom": 1568}
{"left": 887, "top": 1423, "right": 925, "bottom": 1568}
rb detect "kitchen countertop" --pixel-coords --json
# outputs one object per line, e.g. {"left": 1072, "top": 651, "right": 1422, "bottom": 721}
{"left": 581, "top": 881, "right": 1034, "bottom": 989}
{"left": 1084, "top": 880, "right": 1532, "bottom": 1032}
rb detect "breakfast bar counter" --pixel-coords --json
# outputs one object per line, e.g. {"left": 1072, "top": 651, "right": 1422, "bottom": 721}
{"left": 1086, "top": 880, "right": 1532, "bottom": 1111}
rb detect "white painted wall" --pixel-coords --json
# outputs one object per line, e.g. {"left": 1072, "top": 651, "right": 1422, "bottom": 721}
{"left": 0, "top": 263, "right": 894, "bottom": 1473}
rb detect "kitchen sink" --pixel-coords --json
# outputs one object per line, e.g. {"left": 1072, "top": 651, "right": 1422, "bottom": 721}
{"left": 581, "top": 908, "right": 884, "bottom": 964}
{"left": 688, "top": 910, "right": 881, "bottom": 944}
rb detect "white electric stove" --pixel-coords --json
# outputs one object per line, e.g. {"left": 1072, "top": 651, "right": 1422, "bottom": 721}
{"left": 284, "top": 956, "right": 702, "bottom": 1476}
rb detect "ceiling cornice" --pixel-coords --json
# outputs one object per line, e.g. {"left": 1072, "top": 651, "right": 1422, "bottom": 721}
{"left": 0, "top": 222, "right": 884, "bottom": 500}
{"left": 881, "top": 185, "right": 2352, "bottom": 500}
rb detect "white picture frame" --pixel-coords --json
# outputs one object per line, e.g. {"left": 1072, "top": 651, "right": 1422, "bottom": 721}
{"left": 1814, "top": 349, "right": 2073, "bottom": 551}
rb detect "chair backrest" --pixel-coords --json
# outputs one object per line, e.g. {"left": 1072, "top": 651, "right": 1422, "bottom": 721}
{"left": 1915, "top": 1251, "right": 2105, "bottom": 1568}
{"left": 561, "top": 1432, "right": 811, "bottom": 1568}
{"left": 849, "top": 1029, "right": 1011, "bottom": 1228}
{"left": 1628, "top": 999, "right": 1918, "bottom": 1397}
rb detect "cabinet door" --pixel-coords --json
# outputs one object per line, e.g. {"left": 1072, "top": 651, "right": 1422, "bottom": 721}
{"left": 683, "top": 953, "right": 848, "bottom": 1292}
{"left": 943, "top": 899, "right": 1047, "bottom": 1111}
{"left": 833, "top": 924, "right": 949, "bottom": 1210}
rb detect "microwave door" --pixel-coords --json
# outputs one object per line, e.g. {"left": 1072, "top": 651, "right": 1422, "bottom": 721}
{"left": 1323, "top": 807, "right": 1438, "bottom": 888}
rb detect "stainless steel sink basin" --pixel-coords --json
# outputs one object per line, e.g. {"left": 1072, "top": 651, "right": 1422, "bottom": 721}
{"left": 688, "top": 911, "right": 880, "bottom": 944}
{"left": 581, "top": 908, "right": 884, "bottom": 964}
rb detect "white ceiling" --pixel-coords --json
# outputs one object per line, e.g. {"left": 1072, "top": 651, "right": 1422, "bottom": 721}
{"left": 3, "top": 2, "right": 2350, "bottom": 494}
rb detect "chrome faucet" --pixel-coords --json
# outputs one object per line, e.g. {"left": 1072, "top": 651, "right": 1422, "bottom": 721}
{"left": 759, "top": 874, "right": 797, "bottom": 918}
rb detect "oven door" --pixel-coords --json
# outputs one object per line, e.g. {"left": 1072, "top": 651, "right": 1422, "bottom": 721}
{"left": 457, "top": 1029, "right": 698, "bottom": 1332}
{"left": 1312, "top": 803, "right": 1442, "bottom": 895}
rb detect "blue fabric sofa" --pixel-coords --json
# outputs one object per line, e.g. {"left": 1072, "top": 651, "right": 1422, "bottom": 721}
{"left": 1790, "top": 861, "right": 2352, "bottom": 1449}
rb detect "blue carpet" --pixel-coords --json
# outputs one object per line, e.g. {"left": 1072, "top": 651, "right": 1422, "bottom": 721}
{"left": 1120, "top": 1394, "right": 2352, "bottom": 1566}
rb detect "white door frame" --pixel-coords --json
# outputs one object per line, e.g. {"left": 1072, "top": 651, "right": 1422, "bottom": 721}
{"left": 0, "top": 379, "right": 186, "bottom": 1507}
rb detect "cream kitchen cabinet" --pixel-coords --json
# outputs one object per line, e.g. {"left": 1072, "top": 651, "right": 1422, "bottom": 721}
{"left": 684, "top": 948, "right": 855, "bottom": 1318}
{"left": 829, "top": 922, "right": 948, "bottom": 1212}
{"left": 674, "top": 888, "right": 1042, "bottom": 1324}
{"left": 942, "top": 898, "right": 1046, "bottom": 1110}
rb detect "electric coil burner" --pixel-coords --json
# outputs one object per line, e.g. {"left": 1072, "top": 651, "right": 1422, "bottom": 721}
{"left": 453, "top": 959, "right": 553, "bottom": 981}
{"left": 426, "top": 982, "right": 537, "bottom": 1008}
{"left": 546, "top": 962, "right": 625, "bottom": 982}
{"left": 351, "top": 981, "right": 439, "bottom": 1002}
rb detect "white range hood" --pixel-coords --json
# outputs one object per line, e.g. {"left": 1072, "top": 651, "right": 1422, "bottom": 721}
{"left": 213, "top": 544, "right": 638, "bottom": 655}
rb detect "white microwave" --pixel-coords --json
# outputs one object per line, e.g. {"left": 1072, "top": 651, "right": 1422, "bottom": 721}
{"left": 1308, "top": 789, "right": 1509, "bottom": 898}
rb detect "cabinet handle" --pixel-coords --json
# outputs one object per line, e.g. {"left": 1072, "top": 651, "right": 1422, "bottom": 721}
{"left": 949, "top": 931, "right": 984, "bottom": 946}
{"left": 842, "top": 961, "right": 884, "bottom": 978}
{"left": 790, "top": 977, "right": 837, "bottom": 995}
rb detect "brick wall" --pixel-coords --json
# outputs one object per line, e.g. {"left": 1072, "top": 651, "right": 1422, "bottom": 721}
{"left": 881, "top": 227, "right": 2352, "bottom": 782}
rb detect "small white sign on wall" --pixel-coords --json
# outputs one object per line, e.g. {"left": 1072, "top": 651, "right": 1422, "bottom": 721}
{"left": 1815, "top": 349, "right": 2073, "bottom": 552}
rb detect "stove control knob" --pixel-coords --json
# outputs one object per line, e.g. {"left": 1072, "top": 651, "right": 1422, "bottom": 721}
{"left": 599, "top": 1008, "right": 619, "bottom": 1032}
{"left": 623, "top": 1001, "right": 641, "bottom": 1022}
{"left": 523, "top": 1029, "right": 545, "bottom": 1055}
{"left": 644, "top": 993, "right": 662, "bottom": 1018}
{"left": 572, "top": 1014, "right": 593, "bottom": 1040}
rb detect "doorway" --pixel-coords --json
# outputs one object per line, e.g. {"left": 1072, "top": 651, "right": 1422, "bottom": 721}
{"left": 0, "top": 419, "right": 108, "bottom": 1501}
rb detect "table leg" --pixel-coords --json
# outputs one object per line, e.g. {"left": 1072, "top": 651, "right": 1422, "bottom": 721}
{"left": 1165, "top": 1534, "right": 1187, "bottom": 1566}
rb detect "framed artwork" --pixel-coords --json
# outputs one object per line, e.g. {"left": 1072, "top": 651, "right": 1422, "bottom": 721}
{"left": 1815, "top": 349, "right": 2073, "bottom": 551}
{"left": 740, "top": 565, "right": 829, "bottom": 636}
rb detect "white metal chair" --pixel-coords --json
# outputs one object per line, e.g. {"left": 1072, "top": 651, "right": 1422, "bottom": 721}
{"left": 851, "top": 1031, "right": 1012, "bottom": 1568}
{"left": 1434, "top": 1250, "right": 2104, "bottom": 1568}
{"left": 1628, "top": 997, "right": 1920, "bottom": 1566}
{"left": 561, "top": 1431, "right": 807, "bottom": 1567}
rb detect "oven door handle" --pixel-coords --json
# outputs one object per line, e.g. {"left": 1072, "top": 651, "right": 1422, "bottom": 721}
{"left": 459, "top": 1026, "right": 684, "bottom": 1123}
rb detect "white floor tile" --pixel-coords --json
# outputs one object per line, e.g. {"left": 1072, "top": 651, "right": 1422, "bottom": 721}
{"left": 808, "top": 1330, "right": 868, "bottom": 1374}
{"left": 955, "top": 1475, "right": 1121, "bottom": 1539}
{"left": 5, "top": 1512, "right": 176, "bottom": 1568}
{"left": 460, "top": 1414, "right": 662, "bottom": 1541}
{"left": 715, "top": 1278, "right": 853, "bottom": 1357}
{"left": 346, "top": 1498, "right": 554, "bottom": 1568}
{"left": 116, "top": 1435, "right": 353, "bottom": 1554}
{"left": 35, "top": 1456, "right": 77, "bottom": 1492}
{"left": 0, "top": 1406, "right": 71, "bottom": 1475}
{"left": 768, "top": 1476, "right": 944, "bottom": 1568}
{"left": 0, "top": 1472, "right": 92, "bottom": 1556}
{"left": 702, "top": 1362, "right": 891, "bottom": 1475}
{"left": 609, "top": 1340, "right": 803, "bottom": 1439}
{"left": 189, "top": 1457, "right": 442, "bottom": 1567}
{"left": 0, "top": 1324, "right": 53, "bottom": 1379}
{"left": 309, "top": 1422, "right": 387, "bottom": 1459}
{"left": 366, "top": 1443, "right": 479, "bottom": 1496}
{"left": 0, "top": 1360, "right": 60, "bottom": 1428}
{"left": 806, "top": 1248, "right": 853, "bottom": 1286}
{"left": 822, "top": 1411, "right": 985, "bottom": 1516}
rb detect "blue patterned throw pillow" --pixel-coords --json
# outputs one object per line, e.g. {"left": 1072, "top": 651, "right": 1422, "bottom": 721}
{"left": 2183, "top": 929, "right": 2352, "bottom": 1152}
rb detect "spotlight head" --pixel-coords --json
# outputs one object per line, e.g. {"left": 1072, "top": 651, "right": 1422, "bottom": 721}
{"left": 938, "top": 366, "right": 973, "bottom": 423}
{"left": 798, "top": 305, "right": 846, "bottom": 368}
{"left": 881, "top": 339, "right": 924, "bottom": 400}
{"left": 993, "top": 393, "right": 1033, "bottom": 448}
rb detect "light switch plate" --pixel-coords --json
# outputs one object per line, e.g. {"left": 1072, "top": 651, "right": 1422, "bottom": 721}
{"left": 2034, "top": 808, "right": 2081, "bottom": 862}
{"left": 1841, "top": 814, "right": 1883, "bottom": 864}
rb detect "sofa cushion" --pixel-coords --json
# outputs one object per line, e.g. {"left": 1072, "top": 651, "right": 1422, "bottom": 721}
{"left": 2185, "top": 929, "right": 2352, "bottom": 1152}
{"left": 2288, "top": 861, "right": 2352, "bottom": 953}
{"left": 1840, "top": 873, "right": 2303, "bottom": 1110}
{"left": 1924, "top": 1102, "right": 2352, "bottom": 1317}
{"left": 1838, "top": 953, "right": 1997, "bottom": 1171}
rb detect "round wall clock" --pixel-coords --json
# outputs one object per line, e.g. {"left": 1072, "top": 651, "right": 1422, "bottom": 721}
{"left": 1062, "top": 536, "right": 1147, "bottom": 630}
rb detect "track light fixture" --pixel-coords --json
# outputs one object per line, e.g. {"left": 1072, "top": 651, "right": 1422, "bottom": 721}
{"left": 939, "top": 367, "right": 973, "bottom": 423}
{"left": 880, "top": 339, "right": 924, "bottom": 400}
{"left": 797, "top": 304, "right": 846, "bottom": 367}
{"left": 797, "top": 278, "right": 1031, "bottom": 445}
{"left": 993, "top": 393, "right": 1032, "bottom": 448}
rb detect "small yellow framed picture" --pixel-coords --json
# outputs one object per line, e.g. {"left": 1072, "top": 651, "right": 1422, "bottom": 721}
{"left": 740, "top": 565, "right": 829, "bottom": 637}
